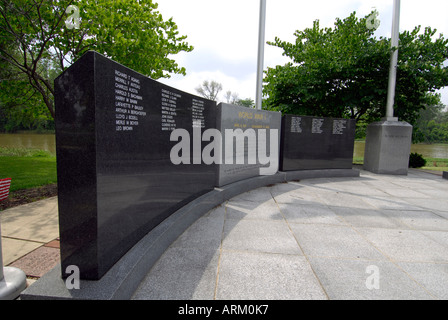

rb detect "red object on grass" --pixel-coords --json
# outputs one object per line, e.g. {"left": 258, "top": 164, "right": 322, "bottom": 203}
{"left": 0, "top": 178, "right": 12, "bottom": 202}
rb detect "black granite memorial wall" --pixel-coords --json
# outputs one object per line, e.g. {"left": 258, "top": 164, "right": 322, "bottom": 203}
{"left": 280, "top": 115, "right": 356, "bottom": 171}
{"left": 55, "top": 51, "right": 216, "bottom": 280}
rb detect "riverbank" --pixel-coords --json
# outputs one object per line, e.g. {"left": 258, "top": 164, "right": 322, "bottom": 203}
{"left": 0, "top": 147, "right": 57, "bottom": 211}
{"left": 353, "top": 156, "right": 448, "bottom": 172}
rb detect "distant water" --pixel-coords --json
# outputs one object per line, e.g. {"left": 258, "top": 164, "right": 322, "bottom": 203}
{"left": 0, "top": 133, "right": 56, "bottom": 155}
{"left": 354, "top": 141, "right": 448, "bottom": 159}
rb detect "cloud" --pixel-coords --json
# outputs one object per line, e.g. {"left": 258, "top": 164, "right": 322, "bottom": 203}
{"left": 158, "top": 0, "right": 448, "bottom": 105}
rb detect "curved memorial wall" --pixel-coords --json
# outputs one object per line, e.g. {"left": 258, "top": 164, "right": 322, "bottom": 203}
{"left": 53, "top": 51, "right": 358, "bottom": 282}
{"left": 55, "top": 51, "right": 217, "bottom": 280}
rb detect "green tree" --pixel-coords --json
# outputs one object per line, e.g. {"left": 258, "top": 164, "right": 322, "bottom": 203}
{"left": 263, "top": 11, "right": 448, "bottom": 127}
{"left": 0, "top": 0, "right": 193, "bottom": 119}
{"left": 0, "top": 47, "right": 55, "bottom": 132}
{"left": 237, "top": 98, "right": 255, "bottom": 108}
{"left": 412, "top": 94, "right": 445, "bottom": 143}
{"left": 413, "top": 96, "right": 448, "bottom": 143}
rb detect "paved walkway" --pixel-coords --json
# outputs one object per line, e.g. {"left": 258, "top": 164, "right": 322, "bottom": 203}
{"left": 1, "top": 169, "right": 448, "bottom": 300}
{"left": 0, "top": 196, "right": 59, "bottom": 288}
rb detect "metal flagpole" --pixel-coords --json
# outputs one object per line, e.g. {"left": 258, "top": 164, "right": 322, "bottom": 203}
{"left": 385, "top": 0, "right": 401, "bottom": 121}
{"left": 256, "top": 0, "right": 267, "bottom": 110}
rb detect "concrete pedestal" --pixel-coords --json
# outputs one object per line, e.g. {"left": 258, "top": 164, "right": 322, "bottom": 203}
{"left": 363, "top": 120, "right": 413, "bottom": 175}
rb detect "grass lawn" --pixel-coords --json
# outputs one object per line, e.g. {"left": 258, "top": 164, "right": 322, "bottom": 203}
{"left": 0, "top": 147, "right": 57, "bottom": 192}
{"left": 352, "top": 156, "right": 448, "bottom": 172}
{"left": 421, "top": 158, "right": 448, "bottom": 172}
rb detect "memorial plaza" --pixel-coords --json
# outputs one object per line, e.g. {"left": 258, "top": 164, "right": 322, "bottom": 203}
{"left": 2, "top": 167, "right": 447, "bottom": 300}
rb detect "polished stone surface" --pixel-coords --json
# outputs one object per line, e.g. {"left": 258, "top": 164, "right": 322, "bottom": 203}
{"left": 216, "top": 103, "right": 282, "bottom": 187}
{"left": 55, "top": 51, "right": 217, "bottom": 280}
{"left": 280, "top": 115, "right": 356, "bottom": 171}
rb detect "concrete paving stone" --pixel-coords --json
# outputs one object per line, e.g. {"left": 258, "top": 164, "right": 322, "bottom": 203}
{"left": 1, "top": 198, "right": 59, "bottom": 244}
{"left": 359, "top": 180, "right": 401, "bottom": 193}
{"left": 308, "top": 257, "right": 435, "bottom": 300}
{"left": 405, "top": 198, "right": 448, "bottom": 213}
{"left": 434, "top": 210, "right": 448, "bottom": 220}
{"left": 9, "top": 246, "right": 60, "bottom": 278}
{"left": 289, "top": 224, "right": 386, "bottom": 261}
{"left": 279, "top": 202, "right": 345, "bottom": 226}
{"left": 222, "top": 219, "right": 302, "bottom": 255}
{"left": 268, "top": 181, "right": 307, "bottom": 196}
{"left": 331, "top": 207, "right": 408, "bottom": 229}
{"left": 1, "top": 213, "right": 59, "bottom": 243}
{"left": 216, "top": 251, "right": 328, "bottom": 300}
{"left": 1, "top": 237, "right": 42, "bottom": 265}
{"left": 203, "top": 204, "right": 226, "bottom": 219}
{"left": 380, "top": 188, "right": 432, "bottom": 199}
{"left": 317, "top": 191, "right": 376, "bottom": 210}
{"left": 419, "top": 230, "right": 448, "bottom": 249}
{"left": 313, "top": 178, "right": 383, "bottom": 196}
{"left": 341, "top": 186, "right": 388, "bottom": 197}
{"left": 0, "top": 197, "right": 58, "bottom": 224}
{"left": 170, "top": 216, "right": 224, "bottom": 251}
{"left": 390, "top": 180, "right": 440, "bottom": 189}
{"left": 361, "top": 196, "right": 421, "bottom": 211}
{"left": 356, "top": 227, "right": 448, "bottom": 263}
{"left": 133, "top": 247, "right": 219, "bottom": 300}
{"left": 386, "top": 210, "right": 448, "bottom": 232}
{"left": 397, "top": 262, "right": 448, "bottom": 300}
{"left": 225, "top": 199, "right": 284, "bottom": 222}
{"left": 228, "top": 187, "right": 274, "bottom": 203}
{"left": 269, "top": 182, "right": 322, "bottom": 205}
{"left": 416, "top": 188, "right": 448, "bottom": 199}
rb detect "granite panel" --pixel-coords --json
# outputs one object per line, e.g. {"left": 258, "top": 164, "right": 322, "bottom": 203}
{"left": 216, "top": 103, "right": 281, "bottom": 187}
{"left": 280, "top": 115, "right": 356, "bottom": 171}
{"left": 55, "top": 51, "right": 217, "bottom": 280}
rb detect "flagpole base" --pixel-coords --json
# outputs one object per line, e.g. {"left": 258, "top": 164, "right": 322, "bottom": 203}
{"left": 0, "top": 267, "right": 27, "bottom": 300}
{"left": 364, "top": 120, "right": 413, "bottom": 175}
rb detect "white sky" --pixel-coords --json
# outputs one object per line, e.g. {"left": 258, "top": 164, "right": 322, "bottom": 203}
{"left": 156, "top": 0, "right": 448, "bottom": 106}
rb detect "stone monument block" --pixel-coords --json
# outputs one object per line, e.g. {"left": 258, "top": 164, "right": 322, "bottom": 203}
{"left": 215, "top": 103, "right": 282, "bottom": 187}
{"left": 55, "top": 51, "right": 217, "bottom": 280}
{"left": 280, "top": 115, "right": 356, "bottom": 171}
{"left": 363, "top": 120, "right": 413, "bottom": 175}
{"left": 443, "top": 172, "right": 448, "bottom": 180}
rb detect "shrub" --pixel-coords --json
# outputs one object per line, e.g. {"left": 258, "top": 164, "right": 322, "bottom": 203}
{"left": 409, "top": 153, "right": 427, "bottom": 168}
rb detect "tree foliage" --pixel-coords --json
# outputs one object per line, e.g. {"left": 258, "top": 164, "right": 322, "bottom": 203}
{"left": 413, "top": 100, "right": 448, "bottom": 143}
{"left": 0, "top": 0, "right": 193, "bottom": 120}
{"left": 263, "top": 11, "right": 448, "bottom": 127}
